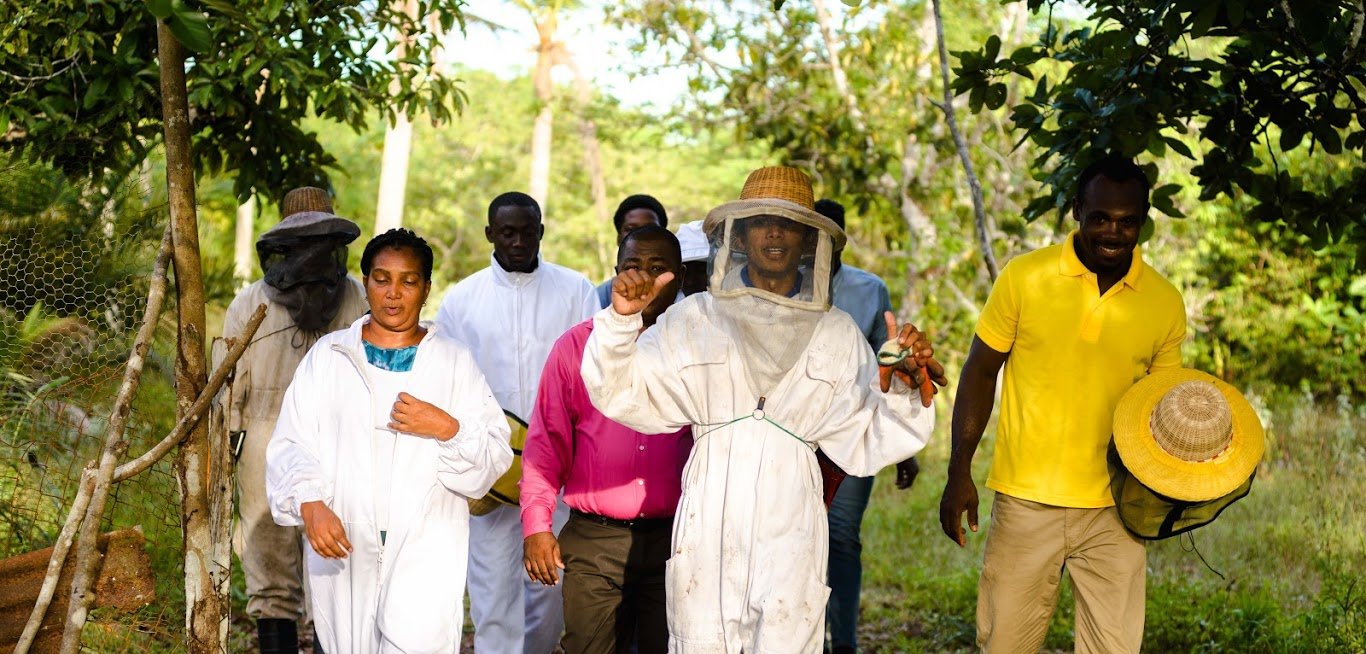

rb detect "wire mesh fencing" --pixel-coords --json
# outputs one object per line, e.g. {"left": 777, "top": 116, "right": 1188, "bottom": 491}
{"left": 0, "top": 159, "right": 189, "bottom": 652}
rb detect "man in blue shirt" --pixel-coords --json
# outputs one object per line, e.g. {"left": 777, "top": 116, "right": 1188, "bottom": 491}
{"left": 815, "top": 198, "right": 920, "bottom": 654}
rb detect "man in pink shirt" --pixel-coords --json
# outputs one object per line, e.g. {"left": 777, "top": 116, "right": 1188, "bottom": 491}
{"left": 521, "top": 225, "right": 692, "bottom": 654}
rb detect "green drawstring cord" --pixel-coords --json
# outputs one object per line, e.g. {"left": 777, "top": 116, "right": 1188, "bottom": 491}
{"left": 693, "top": 396, "right": 810, "bottom": 446}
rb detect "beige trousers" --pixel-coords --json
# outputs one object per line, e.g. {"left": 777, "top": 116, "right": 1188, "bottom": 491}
{"left": 977, "top": 493, "right": 1145, "bottom": 654}
{"left": 235, "top": 414, "right": 308, "bottom": 620}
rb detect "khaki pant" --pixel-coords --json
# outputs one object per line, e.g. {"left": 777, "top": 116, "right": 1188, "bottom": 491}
{"left": 235, "top": 416, "right": 308, "bottom": 620}
{"left": 977, "top": 493, "right": 1145, "bottom": 654}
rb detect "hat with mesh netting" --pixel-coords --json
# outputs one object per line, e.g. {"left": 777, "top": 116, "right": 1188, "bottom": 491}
{"left": 702, "top": 166, "right": 846, "bottom": 251}
{"left": 1112, "top": 368, "right": 1264, "bottom": 502}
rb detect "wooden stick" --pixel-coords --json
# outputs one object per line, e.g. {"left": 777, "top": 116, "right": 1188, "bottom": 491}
{"left": 113, "top": 302, "right": 266, "bottom": 483}
{"left": 35, "top": 226, "right": 171, "bottom": 654}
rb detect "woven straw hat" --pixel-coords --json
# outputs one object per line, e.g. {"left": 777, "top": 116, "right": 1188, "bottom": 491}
{"left": 281, "top": 186, "right": 334, "bottom": 217}
{"left": 703, "top": 166, "right": 846, "bottom": 250}
{"left": 1112, "top": 368, "right": 1264, "bottom": 502}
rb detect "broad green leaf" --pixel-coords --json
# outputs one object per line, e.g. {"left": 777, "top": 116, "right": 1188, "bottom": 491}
{"left": 146, "top": 0, "right": 173, "bottom": 19}
{"left": 168, "top": 9, "right": 211, "bottom": 53}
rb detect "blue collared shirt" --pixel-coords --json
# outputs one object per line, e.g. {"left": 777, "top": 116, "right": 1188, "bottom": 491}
{"left": 830, "top": 264, "right": 892, "bottom": 352}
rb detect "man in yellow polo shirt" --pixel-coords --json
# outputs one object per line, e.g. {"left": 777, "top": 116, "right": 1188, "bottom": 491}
{"left": 939, "top": 155, "right": 1186, "bottom": 653}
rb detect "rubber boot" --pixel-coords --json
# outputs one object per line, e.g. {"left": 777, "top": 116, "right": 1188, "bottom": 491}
{"left": 257, "top": 618, "right": 299, "bottom": 654}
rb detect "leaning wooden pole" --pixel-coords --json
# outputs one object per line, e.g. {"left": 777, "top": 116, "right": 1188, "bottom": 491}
{"left": 155, "top": 21, "right": 228, "bottom": 653}
{"left": 44, "top": 228, "right": 171, "bottom": 654}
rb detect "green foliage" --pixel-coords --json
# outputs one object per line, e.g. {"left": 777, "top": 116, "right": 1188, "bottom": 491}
{"left": 0, "top": 0, "right": 467, "bottom": 204}
{"left": 952, "top": 0, "right": 1366, "bottom": 261}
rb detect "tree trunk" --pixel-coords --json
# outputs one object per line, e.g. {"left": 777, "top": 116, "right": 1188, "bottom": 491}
{"left": 562, "top": 51, "right": 611, "bottom": 279}
{"left": 529, "top": 11, "right": 558, "bottom": 209}
{"left": 373, "top": 115, "right": 413, "bottom": 235}
{"left": 156, "top": 22, "right": 229, "bottom": 653}
{"left": 374, "top": 0, "right": 420, "bottom": 235}
{"left": 234, "top": 193, "right": 255, "bottom": 287}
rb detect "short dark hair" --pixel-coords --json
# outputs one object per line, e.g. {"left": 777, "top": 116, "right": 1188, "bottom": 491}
{"left": 618, "top": 224, "right": 681, "bottom": 266}
{"left": 1073, "top": 155, "right": 1151, "bottom": 213}
{"left": 814, "top": 198, "right": 845, "bottom": 231}
{"left": 362, "top": 228, "right": 435, "bottom": 281}
{"left": 612, "top": 194, "right": 669, "bottom": 231}
{"left": 488, "top": 191, "right": 542, "bottom": 223}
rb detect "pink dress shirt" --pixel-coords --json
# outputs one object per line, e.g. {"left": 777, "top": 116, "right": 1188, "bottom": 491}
{"left": 520, "top": 320, "right": 692, "bottom": 537}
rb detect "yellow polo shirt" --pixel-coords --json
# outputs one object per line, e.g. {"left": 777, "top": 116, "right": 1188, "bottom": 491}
{"left": 977, "top": 231, "right": 1186, "bottom": 508}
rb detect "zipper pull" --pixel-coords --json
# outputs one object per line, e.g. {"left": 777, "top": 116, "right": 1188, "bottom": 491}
{"left": 752, "top": 396, "right": 766, "bottom": 421}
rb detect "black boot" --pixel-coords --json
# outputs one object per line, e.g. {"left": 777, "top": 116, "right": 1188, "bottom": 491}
{"left": 257, "top": 618, "right": 299, "bottom": 654}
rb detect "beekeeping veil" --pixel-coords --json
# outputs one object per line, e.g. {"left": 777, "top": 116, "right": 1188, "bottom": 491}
{"left": 702, "top": 167, "right": 846, "bottom": 396}
{"left": 255, "top": 199, "right": 361, "bottom": 333}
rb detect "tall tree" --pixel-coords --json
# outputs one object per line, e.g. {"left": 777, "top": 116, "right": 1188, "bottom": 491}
{"left": 374, "top": 0, "right": 424, "bottom": 235}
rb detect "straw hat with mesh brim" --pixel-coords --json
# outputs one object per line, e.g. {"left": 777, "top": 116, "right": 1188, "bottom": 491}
{"left": 703, "top": 166, "right": 847, "bottom": 250}
{"left": 259, "top": 210, "right": 361, "bottom": 244}
{"left": 281, "top": 186, "right": 334, "bottom": 217}
{"left": 1112, "top": 368, "right": 1263, "bottom": 502}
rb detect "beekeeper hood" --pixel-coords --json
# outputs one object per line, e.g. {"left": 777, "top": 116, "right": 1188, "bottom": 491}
{"left": 701, "top": 166, "right": 847, "bottom": 395}
{"left": 256, "top": 195, "right": 361, "bottom": 333}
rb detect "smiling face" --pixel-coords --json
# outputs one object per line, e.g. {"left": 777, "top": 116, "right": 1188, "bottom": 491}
{"left": 363, "top": 246, "right": 431, "bottom": 338}
{"left": 1073, "top": 175, "right": 1148, "bottom": 280}
{"left": 486, "top": 205, "right": 544, "bottom": 273}
{"left": 736, "top": 215, "right": 812, "bottom": 280}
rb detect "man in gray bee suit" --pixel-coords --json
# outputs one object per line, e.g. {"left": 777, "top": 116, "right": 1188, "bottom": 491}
{"left": 216, "top": 187, "right": 369, "bottom": 654}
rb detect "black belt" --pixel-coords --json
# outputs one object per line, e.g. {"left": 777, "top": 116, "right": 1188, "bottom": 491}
{"left": 571, "top": 508, "right": 673, "bottom": 531}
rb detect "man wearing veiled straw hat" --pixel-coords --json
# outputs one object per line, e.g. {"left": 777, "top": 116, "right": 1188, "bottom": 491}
{"left": 939, "top": 155, "right": 1188, "bottom": 653}
{"left": 215, "top": 186, "right": 369, "bottom": 653}
{"left": 581, "top": 166, "right": 947, "bottom": 653}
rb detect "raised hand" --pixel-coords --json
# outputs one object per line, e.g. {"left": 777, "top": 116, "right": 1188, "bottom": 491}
{"left": 301, "top": 501, "right": 352, "bottom": 559}
{"left": 610, "top": 270, "right": 676, "bottom": 317}
{"left": 877, "top": 311, "right": 949, "bottom": 406}
{"left": 389, "top": 392, "right": 460, "bottom": 441}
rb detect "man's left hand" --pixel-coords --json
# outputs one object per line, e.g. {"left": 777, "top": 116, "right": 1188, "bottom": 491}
{"left": 389, "top": 392, "right": 460, "bottom": 441}
{"left": 895, "top": 457, "right": 920, "bottom": 490}
{"left": 878, "top": 311, "right": 949, "bottom": 406}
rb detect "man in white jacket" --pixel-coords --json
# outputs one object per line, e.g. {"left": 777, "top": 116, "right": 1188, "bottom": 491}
{"left": 436, "top": 192, "right": 598, "bottom": 653}
{"left": 582, "top": 167, "right": 946, "bottom": 653}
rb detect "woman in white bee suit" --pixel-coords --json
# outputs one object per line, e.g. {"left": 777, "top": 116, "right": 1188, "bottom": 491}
{"left": 582, "top": 167, "right": 947, "bottom": 653}
{"left": 267, "top": 229, "right": 513, "bottom": 653}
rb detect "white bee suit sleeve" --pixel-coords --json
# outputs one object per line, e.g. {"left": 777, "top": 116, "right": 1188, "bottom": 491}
{"left": 581, "top": 306, "right": 700, "bottom": 435}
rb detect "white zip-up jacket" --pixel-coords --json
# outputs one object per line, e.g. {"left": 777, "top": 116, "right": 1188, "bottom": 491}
{"left": 266, "top": 316, "right": 513, "bottom": 653}
{"left": 434, "top": 254, "right": 598, "bottom": 420}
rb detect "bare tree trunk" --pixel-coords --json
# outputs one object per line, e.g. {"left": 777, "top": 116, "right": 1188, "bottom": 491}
{"left": 156, "top": 22, "right": 228, "bottom": 654}
{"left": 234, "top": 193, "right": 255, "bottom": 287}
{"left": 374, "top": 0, "right": 420, "bottom": 235}
{"left": 562, "top": 50, "right": 611, "bottom": 279}
{"left": 374, "top": 115, "right": 414, "bottom": 234}
{"left": 931, "top": 0, "right": 999, "bottom": 280}
{"left": 529, "top": 11, "right": 558, "bottom": 209}
{"left": 811, "top": 0, "right": 867, "bottom": 133}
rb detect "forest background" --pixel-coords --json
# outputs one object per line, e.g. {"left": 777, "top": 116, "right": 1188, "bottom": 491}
{"left": 0, "top": 0, "right": 1362, "bottom": 651}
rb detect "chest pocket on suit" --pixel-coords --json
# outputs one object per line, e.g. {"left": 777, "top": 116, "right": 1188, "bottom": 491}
{"left": 804, "top": 348, "right": 841, "bottom": 389}
{"left": 679, "top": 336, "right": 729, "bottom": 371}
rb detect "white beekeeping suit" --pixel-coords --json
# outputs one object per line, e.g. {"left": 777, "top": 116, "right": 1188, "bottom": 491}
{"left": 435, "top": 252, "right": 597, "bottom": 654}
{"left": 582, "top": 167, "right": 935, "bottom": 653}
{"left": 266, "top": 317, "right": 513, "bottom": 653}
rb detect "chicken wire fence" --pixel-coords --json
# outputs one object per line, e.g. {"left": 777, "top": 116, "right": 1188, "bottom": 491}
{"left": 0, "top": 160, "right": 189, "bottom": 650}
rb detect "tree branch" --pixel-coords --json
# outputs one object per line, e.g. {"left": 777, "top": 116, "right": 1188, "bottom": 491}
{"left": 930, "top": 0, "right": 999, "bottom": 280}
{"left": 45, "top": 225, "right": 171, "bottom": 654}
{"left": 113, "top": 303, "right": 266, "bottom": 483}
